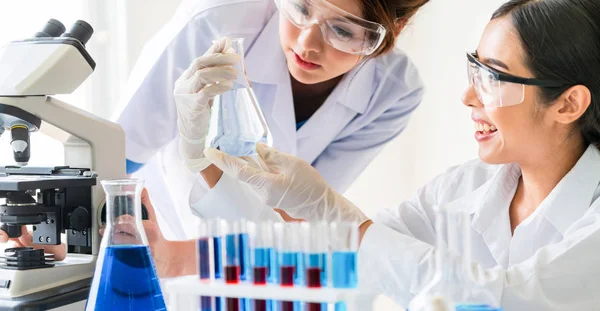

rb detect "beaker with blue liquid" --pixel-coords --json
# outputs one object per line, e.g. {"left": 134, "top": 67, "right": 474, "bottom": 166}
{"left": 86, "top": 179, "right": 166, "bottom": 311}
{"left": 205, "top": 37, "right": 273, "bottom": 156}
{"left": 407, "top": 206, "right": 502, "bottom": 311}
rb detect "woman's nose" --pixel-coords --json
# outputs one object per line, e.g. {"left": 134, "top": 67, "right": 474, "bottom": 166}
{"left": 462, "top": 85, "right": 482, "bottom": 108}
{"left": 297, "top": 23, "right": 324, "bottom": 53}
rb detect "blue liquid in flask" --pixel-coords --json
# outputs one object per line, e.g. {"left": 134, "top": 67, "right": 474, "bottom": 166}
{"left": 89, "top": 245, "right": 166, "bottom": 310}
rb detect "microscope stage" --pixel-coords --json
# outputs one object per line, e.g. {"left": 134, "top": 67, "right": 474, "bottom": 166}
{"left": 0, "top": 166, "right": 96, "bottom": 191}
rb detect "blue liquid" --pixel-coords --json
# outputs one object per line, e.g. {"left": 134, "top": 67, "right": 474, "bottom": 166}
{"left": 254, "top": 247, "right": 277, "bottom": 283}
{"left": 197, "top": 239, "right": 212, "bottom": 310}
{"left": 213, "top": 237, "right": 224, "bottom": 311}
{"left": 239, "top": 233, "right": 251, "bottom": 281}
{"left": 198, "top": 238, "right": 211, "bottom": 279}
{"left": 456, "top": 305, "right": 503, "bottom": 311}
{"left": 332, "top": 251, "right": 357, "bottom": 288}
{"left": 88, "top": 245, "right": 166, "bottom": 310}
{"left": 332, "top": 251, "right": 357, "bottom": 311}
{"left": 226, "top": 234, "right": 238, "bottom": 266}
{"left": 214, "top": 237, "right": 223, "bottom": 279}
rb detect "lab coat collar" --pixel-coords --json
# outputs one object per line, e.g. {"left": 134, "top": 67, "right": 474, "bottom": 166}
{"left": 333, "top": 58, "right": 376, "bottom": 115}
{"left": 541, "top": 145, "right": 600, "bottom": 235}
{"left": 245, "top": 13, "right": 288, "bottom": 85}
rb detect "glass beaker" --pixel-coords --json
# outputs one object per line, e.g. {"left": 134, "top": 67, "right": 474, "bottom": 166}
{"left": 408, "top": 206, "right": 502, "bottom": 311}
{"left": 205, "top": 37, "right": 273, "bottom": 156}
{"left": 86, "top": 179, "right": 166, "bottom": 311}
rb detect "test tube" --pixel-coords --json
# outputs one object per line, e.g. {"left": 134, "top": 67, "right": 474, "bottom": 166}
{"left": 275, "top": 222, "right": 304, "bottom": 311}
{"left": 197, "top": 220, "right": 213, "bottom": 311}
{"left": 225, "top": 221, "right": 241, "bottom": 311}
{"left": 249, "top": 221, "right": 277, "bottom": 311}
{"left": 330, "top": 222, "right": 359, "bottom": 311}
{"left": 212, "top": 218, "right": 226, "bottom": 311}
{"left": 303, "top": 222, "right": 328, "bottom": 311}
{"left": 237, "top": 220, "right": 251, "bottom": 311}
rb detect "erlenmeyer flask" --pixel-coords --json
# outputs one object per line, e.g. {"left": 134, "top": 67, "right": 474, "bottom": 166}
{"left": 205, "top": 38, "right": 273, "bottom": 156}
{"left": 86, "top": 179, "right": 166, "bottom": 311}
{"left": 408, "top": 206, "right": 502, "bottom": 311}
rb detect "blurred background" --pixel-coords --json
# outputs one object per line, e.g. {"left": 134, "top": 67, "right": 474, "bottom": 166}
{"left": 0, "top": 0, "right": 508, "bottom": 309}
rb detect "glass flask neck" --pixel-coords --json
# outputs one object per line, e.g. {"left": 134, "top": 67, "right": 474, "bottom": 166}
{"left": 229, "top": 38, "right": 250, "bottom": 89}
{"left": 101, "top": 179, "right": 149, "bottom": 247}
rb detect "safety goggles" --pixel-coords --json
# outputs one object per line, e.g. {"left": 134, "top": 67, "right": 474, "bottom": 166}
{"left": 274, "top": 0, "right": 387, "bottom": 56}
{"left": 466, "top": 52, "right": 568, "bottom": 108}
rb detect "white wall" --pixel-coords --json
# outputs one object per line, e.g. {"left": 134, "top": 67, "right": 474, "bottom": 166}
{"left": 344, "top": 0, "right": 509, "bottom": 217}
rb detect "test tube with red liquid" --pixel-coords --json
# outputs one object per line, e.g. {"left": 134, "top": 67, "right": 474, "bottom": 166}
{"left": 249, "top": 221, "right": 276, "bottom": 311}
{"left": 302, "top": 222, "right": 329, "bottom": 311}
{"left": 224, "top": 221, "right": 241, "bottom": 311}
{"left": 275, "top": 222, "right": 304, "bottom": 311}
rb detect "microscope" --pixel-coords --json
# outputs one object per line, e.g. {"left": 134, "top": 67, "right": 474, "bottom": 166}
{"left": 0, "top": 19, "right": 126, "bottom": 310}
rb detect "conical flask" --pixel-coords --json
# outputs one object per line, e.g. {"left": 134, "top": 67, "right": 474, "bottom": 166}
{"left": 205, "top": 38, "right": 273, "bottom": 156}
{"left": 86, "top": 179, "right": 166, "bottom": 311}
{"left": 408, "top": 206, "right": 502, "bottom": 311}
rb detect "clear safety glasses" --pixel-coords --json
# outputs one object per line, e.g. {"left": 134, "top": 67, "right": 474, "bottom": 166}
{"left": 466, "top": 52, "right": 567, "bottom": 108}
{"left": 274, "top": 0, "right": 387, "bottom": 56}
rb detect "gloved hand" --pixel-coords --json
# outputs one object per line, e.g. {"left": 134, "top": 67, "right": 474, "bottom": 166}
{"left": 174, "top": 37, "right": 240, "bottom": 172}
{"left": 204, "top": 143, "right": 369, "bottom": 224}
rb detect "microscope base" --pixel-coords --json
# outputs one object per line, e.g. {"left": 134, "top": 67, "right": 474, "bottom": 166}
{"left": 0, "top": 254, "right": 94, "bottom": 310}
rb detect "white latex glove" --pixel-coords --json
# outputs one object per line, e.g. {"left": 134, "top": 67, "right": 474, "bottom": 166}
{"left": 204, "top": 143, "right": 369, "bottom": 224}
{"left": 174, "top": 37, "right": 240, "bottom": 172}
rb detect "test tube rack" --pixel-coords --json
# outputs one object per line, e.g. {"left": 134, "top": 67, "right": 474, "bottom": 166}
{"left": 165, "top": 275, "right": 379, "bottom": 311}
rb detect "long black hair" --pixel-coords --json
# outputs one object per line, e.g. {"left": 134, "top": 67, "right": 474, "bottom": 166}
{"left": 492, "top": 0, "right": 600, "bottom": 147}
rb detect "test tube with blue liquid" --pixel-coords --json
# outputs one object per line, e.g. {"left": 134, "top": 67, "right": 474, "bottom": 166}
{"left": 302, "top": 222, "right": 328, "bottom": 311}
{"left": 212, "top": 218, "right": 227, "bottom": 311}
{"left": 237, "top": 219, "right": 251, "bottom": 311}
{"left": 197, "top": 220, "right": 213, "bottom": 311}
{"left": 249, "top": 221, "right": 277, "bottom": 311}
{"left": 330, "top": 222, "right": 359, "bottom": 311}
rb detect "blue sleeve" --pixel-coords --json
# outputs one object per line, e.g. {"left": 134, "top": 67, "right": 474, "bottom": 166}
{"left": 126, "top": 159, "right": 145, "bottom": 174}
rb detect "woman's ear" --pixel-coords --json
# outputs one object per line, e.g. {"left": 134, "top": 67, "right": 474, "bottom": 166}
{"left": 394, "top": 17, "right": 408, "bottom": 33}
{"left": 552, "top": 85, "right": 591, "bottom": 125}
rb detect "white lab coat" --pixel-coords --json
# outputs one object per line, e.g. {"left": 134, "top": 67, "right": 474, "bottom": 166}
{"left": 114, "top": 0, "right": 424, "bottom": 239}
{"left": 195, "top": 145, "right": 600, "bottom": 310}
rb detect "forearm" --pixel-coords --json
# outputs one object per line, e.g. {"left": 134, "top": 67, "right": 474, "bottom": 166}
{"left": 156, "top": 240, "right": 197, "bottom": 278}
{"left": 200, "top": 164, "right": 224, "bottom": 189}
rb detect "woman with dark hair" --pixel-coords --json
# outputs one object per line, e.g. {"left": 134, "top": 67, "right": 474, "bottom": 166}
{"left": 205, "top": 0, "right": 600, "bottom": 308}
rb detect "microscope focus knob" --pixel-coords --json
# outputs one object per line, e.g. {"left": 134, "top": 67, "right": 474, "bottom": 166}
{"left": 69, "top": 207, "right": 91, "bottom": 231}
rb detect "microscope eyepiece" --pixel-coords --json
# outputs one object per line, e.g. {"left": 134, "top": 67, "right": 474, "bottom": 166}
{"left": 34, "top": 18, "right": 66, "bottom": 38}
{"left": 61, "top": 20, "right": 93, "bottom": 46}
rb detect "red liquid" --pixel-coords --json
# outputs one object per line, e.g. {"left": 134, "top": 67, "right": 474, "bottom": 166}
{"left": 280, "top": 266, "right": 296, "bottom": 311}
{"left": 225, "top": 266, "right": 240, "bottom": 284}
{"left": 280, "top": 266, "right": 295, "bottom": 287}
{"left": 306, "top": 267, "right": 322, "bottom": 311}
{"left": 254, "top": 299, "right": 267, "bottom": 311}
{"left": 253, "top": 267, "right": 268, "bottom": 311}
{"left": 226, "top": 298, "right": 239, "bottom": 311}
{"left": 306, "top": 267, "right": 322, "bottom": 288}
{"left": 253, "top": 266, "right": 268, "bottom": 285}
{"left": 225, "top": 266, "right": 240, "bottom": 311}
